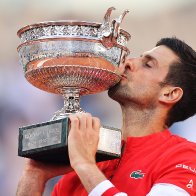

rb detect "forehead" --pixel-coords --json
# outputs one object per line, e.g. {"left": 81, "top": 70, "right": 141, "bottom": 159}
{"left": 143, "top": 45, "right": 179, "bottom": 67}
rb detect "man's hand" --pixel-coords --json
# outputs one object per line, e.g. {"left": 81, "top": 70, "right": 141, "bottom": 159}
{"left": 68, "top": 113, "right": 100, "bottom": 169}
{"left": 68, "top": 113, "right": 107, "bottom": 193}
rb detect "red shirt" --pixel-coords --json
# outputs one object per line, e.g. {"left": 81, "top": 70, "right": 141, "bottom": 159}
{"left": 52, "top": 130, "right": 196, "bottom": 196}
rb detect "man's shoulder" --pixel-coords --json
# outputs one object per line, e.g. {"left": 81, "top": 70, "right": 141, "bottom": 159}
{"left": 160, "top": 133, "right": 196, "bottom": 164}
{"left": 169, "top": 133, "right": 196, "bottom": 150}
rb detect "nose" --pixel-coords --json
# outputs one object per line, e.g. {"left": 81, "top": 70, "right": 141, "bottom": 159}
{"left": 120, "top": 57, "right": 136, "bottom": 73}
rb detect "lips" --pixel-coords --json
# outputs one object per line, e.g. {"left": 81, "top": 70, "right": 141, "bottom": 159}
{"left": 121, "top": 74, "right": 127, "bottom": 79}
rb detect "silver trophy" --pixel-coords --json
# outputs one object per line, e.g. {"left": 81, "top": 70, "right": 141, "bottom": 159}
{"left": 17, "top": 7, "right": 131, "bottom": 163}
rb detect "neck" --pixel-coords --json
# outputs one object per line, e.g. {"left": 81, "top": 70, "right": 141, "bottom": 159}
{"left": 121, "top": 104, "right": 168, "bottom": 140}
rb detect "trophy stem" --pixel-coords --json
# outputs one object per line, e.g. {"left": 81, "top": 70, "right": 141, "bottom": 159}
{"left": 51, "top": 87, "right": 84, "bottom": 120}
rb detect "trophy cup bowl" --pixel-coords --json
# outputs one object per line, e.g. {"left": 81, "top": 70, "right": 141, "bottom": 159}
{"left": 17, "top": 7, "right": 131, "bottom": 163}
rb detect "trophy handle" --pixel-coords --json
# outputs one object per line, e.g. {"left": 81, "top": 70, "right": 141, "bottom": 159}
{"left": 103, "top": 7, "right": 116, "bottom": 25}
{"left": 100, "top": 8, "right": 130, "bottom": 48}
{"left": 99, "top": 7, "right": 116, "bottom": 38}
{"left": 112, "top": 9, "right": 129, "bottom": 38}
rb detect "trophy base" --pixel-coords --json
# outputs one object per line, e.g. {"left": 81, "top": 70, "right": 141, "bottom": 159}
{"left": 18, "top": 118, "right": 121, "bottom": 164}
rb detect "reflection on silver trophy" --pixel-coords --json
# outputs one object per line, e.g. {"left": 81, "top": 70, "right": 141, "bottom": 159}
{"left": 17, "top": 7, "right": 131, "bottom": 163}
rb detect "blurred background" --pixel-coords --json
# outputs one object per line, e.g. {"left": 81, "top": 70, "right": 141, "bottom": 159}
{"left": 0, "top": 0, "right": 195, "bottom": 195}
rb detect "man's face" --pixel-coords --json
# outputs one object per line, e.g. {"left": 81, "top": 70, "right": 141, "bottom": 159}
{"left": 108, "top": 45, "right": 179, "bottom": 108}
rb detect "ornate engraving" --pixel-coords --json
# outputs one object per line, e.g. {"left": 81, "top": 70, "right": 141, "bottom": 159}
{"left": 18, "top": 41, "right": 122, "bottom": 71}
{"left": 19, "top": 25, "right": 128, "bottom": 47}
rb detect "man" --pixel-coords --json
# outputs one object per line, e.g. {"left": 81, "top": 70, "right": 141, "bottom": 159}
{"left": 17, "top": 37, "right": 196, "bottom": 196}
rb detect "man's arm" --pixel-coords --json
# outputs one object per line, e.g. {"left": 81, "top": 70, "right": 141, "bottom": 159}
{"left": 68, "top": 113, "right": 107, "bottom": 193}
{"left": 68, "top": 113, "right": 124, "bottom": 194}
{"left": 16, "top": 159, "right": 72, "bottom": 196}
{"left": 16, "top": 167, "right": 46, "bottom": 196}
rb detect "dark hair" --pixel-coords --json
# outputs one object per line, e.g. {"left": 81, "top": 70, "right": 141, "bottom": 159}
{"left": 156, "top": 37, "right": 196, "bottom": 127}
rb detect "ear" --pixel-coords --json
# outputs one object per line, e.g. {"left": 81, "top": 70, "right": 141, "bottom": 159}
{"left": 159, "top": 86, "right": 183, "bottom": 105}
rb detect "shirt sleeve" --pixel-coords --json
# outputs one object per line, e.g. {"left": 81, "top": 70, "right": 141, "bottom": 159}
{"left": 147, "top": 183, "right": 190, "bottom": 196}
{"left": 89, "top": 180, "right": 189, "bottom": 196}
{"left": 153, "top": 143, "right": 196, "bottom": 195}
{"left": 88, "top": 180, "right": 127, "bottom": 196}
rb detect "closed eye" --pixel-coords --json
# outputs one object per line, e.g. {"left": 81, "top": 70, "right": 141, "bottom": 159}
{"left": 140, "top": 54, "right": 158, "bottom": 68}
{"left": 144, "top": 63, "right": 152, "bottom": 68}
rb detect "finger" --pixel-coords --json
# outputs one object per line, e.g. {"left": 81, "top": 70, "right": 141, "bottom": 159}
{"left": 75, "top": 113, "right": 93, "bottom": 131}
{"left": 76, "top": 113, "right": 88, "bottom": 131}
{"left": 92, "top": 117, "right": 101, "bottom": 132}
{"left": 69, "top": 114, "right": 80, "bottom": 131}
{"left": 85, "top": 113, "right": 93, "bottom": 130}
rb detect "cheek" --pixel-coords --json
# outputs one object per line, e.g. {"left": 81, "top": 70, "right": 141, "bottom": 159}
{"left": 132, "top": 77, "right": 160, "bottom": 95}
{"left": 138, "top": 73, "right": 162, "bottom": 86}
{"left": 139, "top": 68, "right": 167, "bottom": 83}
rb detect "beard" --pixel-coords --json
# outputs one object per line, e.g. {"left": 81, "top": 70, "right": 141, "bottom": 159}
{"left": 108, "top": 82, "right": 120, "bottom": 98}
{"left": 108, "top": 81, "right": 160, "bottom": 109}
{"left": 108, "top": 82, "right": 131, "bottom": 105}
